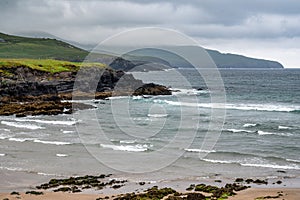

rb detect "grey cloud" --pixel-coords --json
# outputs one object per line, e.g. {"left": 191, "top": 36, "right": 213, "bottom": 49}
{"left": 0, "top": 0, "right": 300, "bottom": 46}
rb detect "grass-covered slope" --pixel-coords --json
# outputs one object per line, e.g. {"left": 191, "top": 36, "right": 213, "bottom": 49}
{"left": 0, "top": 32, "right": 89, "bottom": 61}
{"left": 0, "top": 58, "right": 106, "bottom": 75}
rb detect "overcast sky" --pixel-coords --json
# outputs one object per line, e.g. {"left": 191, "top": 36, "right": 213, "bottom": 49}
{"left": 1, "top": 0, "right": 300, "bottom": 68}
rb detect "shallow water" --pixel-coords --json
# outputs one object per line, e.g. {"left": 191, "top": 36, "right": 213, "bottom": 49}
{"left": 0, "top": 69, "right": 299, "bottom": 190}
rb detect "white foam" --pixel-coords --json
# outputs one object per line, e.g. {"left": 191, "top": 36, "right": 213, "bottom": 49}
{"left": 286, "top": 159, "right": 300, "bottom": 163}
{"left": 202, "top": 159, "right": 234, "bottom": 164}
{"left": 1, "top": 121, "right": 45, "bottom": 130}
{"left": 243, "top": 123, "right": 257, "bottom": 128}
{"left": 147, "top": 114, "right": 168, "bottom": 118}
{"left": 100, "top": 144, "right": 148, "bottom": 152}
{"left": 14, "top": 118, "right": 77, "bottom": 125}
{"left": 257, "top": 130, "right": 292, "bottom": 136}
{"left": 133, "top": 117, "right": 151, "bottom": 121}
{"left": 241, "top": 163, "right": 300, "bottom": 170}
{"left": 0, "top": 153, "right": 5, "bottom": 156}
{"left": 37, "top": 172, "right": 60, "bottom": 176}
{"left": 33, "top": 139, "right": 71, "bottom": 145}
{"left": 202, "top": 158, "right": 300, "bottom": 170}
{"left": 0, "top": 128, "right": 11, "bottom": 132}
{"left": 226, "top": 129, "right": 255, "bottom": 133}
{"left": 62, "top": 130, "right": 75, "bottom": 134}
{"left": 56, "top": 154, "right": 69, "bottom": 157}
{"left": 9, "top": 138, "right": 34, "bottom": 142}
{"left": 107, "top": 96, "right": 129, "bottom": 100}
{"left": 120, "top": 140, "right": 136, "bottom": 144}
{"left": 172, "top": 88, "right": 209, "bottom": 95}
{"left": 0, "top": 133, "right": 10, "bottom": 140}
{"left": 132, "top": 96, "right": 144, "bottom": 100}
{"left": 278, "top": 125, "right": 292, "bottom": 130}
{"left": 185, "top": 148, "right": 216, "bottom": 153}
{"left": 0, "top": 166, "right": 24, "bottom": 171}
{"left": 154, "top": 100, "right": 300, "bottom": 112}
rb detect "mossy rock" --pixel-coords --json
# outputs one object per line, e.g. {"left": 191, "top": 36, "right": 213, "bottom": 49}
{"left": 25, "top": 191, "right": 43, "bottom": 195}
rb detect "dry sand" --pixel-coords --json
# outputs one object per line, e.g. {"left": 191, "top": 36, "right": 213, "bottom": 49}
{"left": 1, "top": 188, "right": 299, "bottom": 200}
{"left": 228, "top": 188, "right": 300, "bottom": 200}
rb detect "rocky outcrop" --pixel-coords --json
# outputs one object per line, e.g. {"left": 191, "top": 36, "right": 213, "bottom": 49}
{"left": 0, "top": 66, "right": 171, "bottom": 116}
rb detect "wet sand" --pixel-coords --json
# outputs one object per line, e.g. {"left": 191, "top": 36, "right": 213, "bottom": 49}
{"left": 0, "top": 188, "right": 299, "bottom": 200}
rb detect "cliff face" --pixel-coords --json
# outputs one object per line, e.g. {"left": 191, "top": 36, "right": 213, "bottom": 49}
{"left": 0, "top": 62, "right": 171, "bottom": 116}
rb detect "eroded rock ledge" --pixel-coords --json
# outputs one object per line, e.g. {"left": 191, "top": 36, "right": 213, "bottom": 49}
{"left": 0, "top": 67, "right": 171, "bottom": 116}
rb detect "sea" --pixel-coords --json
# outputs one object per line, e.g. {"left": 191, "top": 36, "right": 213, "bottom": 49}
{"left": 0, "top": 68, "right": 299, "bottom": 191}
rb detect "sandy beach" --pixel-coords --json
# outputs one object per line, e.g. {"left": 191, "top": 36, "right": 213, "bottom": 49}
{"left": 0, "top": 188, "right": 299, "bottom": 200}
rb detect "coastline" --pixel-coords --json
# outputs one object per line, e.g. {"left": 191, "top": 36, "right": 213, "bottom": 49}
{"left": 0, "top": 186, "right": 299, "bottom": 200}
{"left": 0, "top": 169, "right": 299, "bottom": 200}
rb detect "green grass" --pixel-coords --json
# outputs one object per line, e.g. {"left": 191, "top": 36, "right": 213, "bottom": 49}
{"left": 0, "top": 58, "right": 106, "bottom": 74}
{"left": 0, "top": 32, "right": 89, "bottom": 61}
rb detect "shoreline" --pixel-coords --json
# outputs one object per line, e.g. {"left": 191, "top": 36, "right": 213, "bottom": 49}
{"left": 0, "top": 187, "right": 299, "bottom": 200}
{"left": 0, "top": 170, "right": 299, "bottom": 199}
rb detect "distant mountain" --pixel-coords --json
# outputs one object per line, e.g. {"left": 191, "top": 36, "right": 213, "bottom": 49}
{"left": 123, "top": 47, "right": 283, "bottom": 69}
{"left": 0, "top": 32, "right": 284, "bottom": 69}
{"left": 206, "top": 49, "right": 283, "bottom": 69}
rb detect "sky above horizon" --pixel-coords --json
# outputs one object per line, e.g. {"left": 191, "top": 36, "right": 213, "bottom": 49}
{"left": 1, "top": 0, "right": 300, "bottom": 68}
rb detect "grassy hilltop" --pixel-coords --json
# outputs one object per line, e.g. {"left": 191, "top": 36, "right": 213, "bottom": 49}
{"left": 0, "top": 32, "right": 88, "bottom": 61}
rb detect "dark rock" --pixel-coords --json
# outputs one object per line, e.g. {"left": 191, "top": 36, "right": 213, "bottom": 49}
{"left": 253, "top": 179, "right": 268, "bottom": 185}
{"left": 187, "top": 193, "right": 206, "bottom": 200}
{"left": 1, "top": 66, "right": 171, "bottom": 116}
{"left": 186, "top": 184, "right": 195, "bottom": 191}
{"left": 53, "top": 187, "right": 72, "bottom": 192}
{"left": 245, "top": 179, "right": 254, "bottom": 184}
{"left": 138, "top": 182, "right": 146, "bottom": 186}
{"left": 25, "top": 191, "right": 43, "bottom": 195}
{"left": 133, "top": 83, "right": 171, "bottom": 96}
{"left": 112, "top": 185, "right": 123, "bottom": 189}
{"left": 277, "top": 170, "right": 286, "bottom": 173}
{"left": 10, "top": 191, "right": 20, "bottom": 195}
{"left": 235, "top": 178, "right": 244, "bottom": 182}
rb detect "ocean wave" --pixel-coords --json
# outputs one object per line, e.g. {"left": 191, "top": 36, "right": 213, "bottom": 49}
{"left": 119, "top": 140, "right": 137, "bottom": 144}
{"left": 240, "top": 163, "right": 300, "bottom": 170}
{"left": 0, "top": 166, "right": 24, "bottom": 171}
{"left": 33, "top": 139, "right": 71, "bottom": 145}
{"left": 107, "top": 96, "right": 130, "bottom": 100}
{"left": 243, "top": 123, "right": 257, "bottom": 128}
{"left": 100, "top": 143, "right": 150, "bottom": 152}
{"left": 1, "top": 121, "right": 45, "bottom": 130}
{"left": 278, "top": 125, "right": 292, "bottom": 130}
{"left": 14, "top": 118, "right": 77, "bottom": 125}
{"left": 9, "top": 138, "right": 35, "bottom": 142}
{"left": 62, "top": 130, "right": 75, "bottom": 134}
{"left": 132, "top": 117, "right": 151, "bottom": 121}
{"left": 132, "top": 96, "right": 144, "bottom": 100}
{"left": 56, "top": 154, "right": 69, "bottom": 157}
{"left": 147, "top": 114, "right": 168, "bottom": 118}
{"left": 172, "top": 88, "right": 209, "bottom": 95}
{"left": 184, "top": 148, "right": 216, "bottom": 153}
{"left": 0, "top": 153, "right": 5, "bottom": 156}
{"left": 0, "top": 128, "right": 10, "bottom": 132}
{"left": 286, "top": 159, "right": 300, "bottom": 163}
{"left": 202, "top": 158, "right": 300, "bottom": 170}
{"left": 202, "top": 158, "right": 234, "bottom": 164}
{"left": 153, "top": 100, "right": 300, "bottom": 113}
{"left": 0, "top": 133, "right": 10, "bottom": 140}
{"left": 257, "top": 130, "right": 292, "bottom": 136}
{"left": 226, "top": 129, "right": 255, "bottom": 133}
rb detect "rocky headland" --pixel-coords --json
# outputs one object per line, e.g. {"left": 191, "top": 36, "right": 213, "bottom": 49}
{"left": 0, "top": 59, "right": 171, "bottom": 116}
